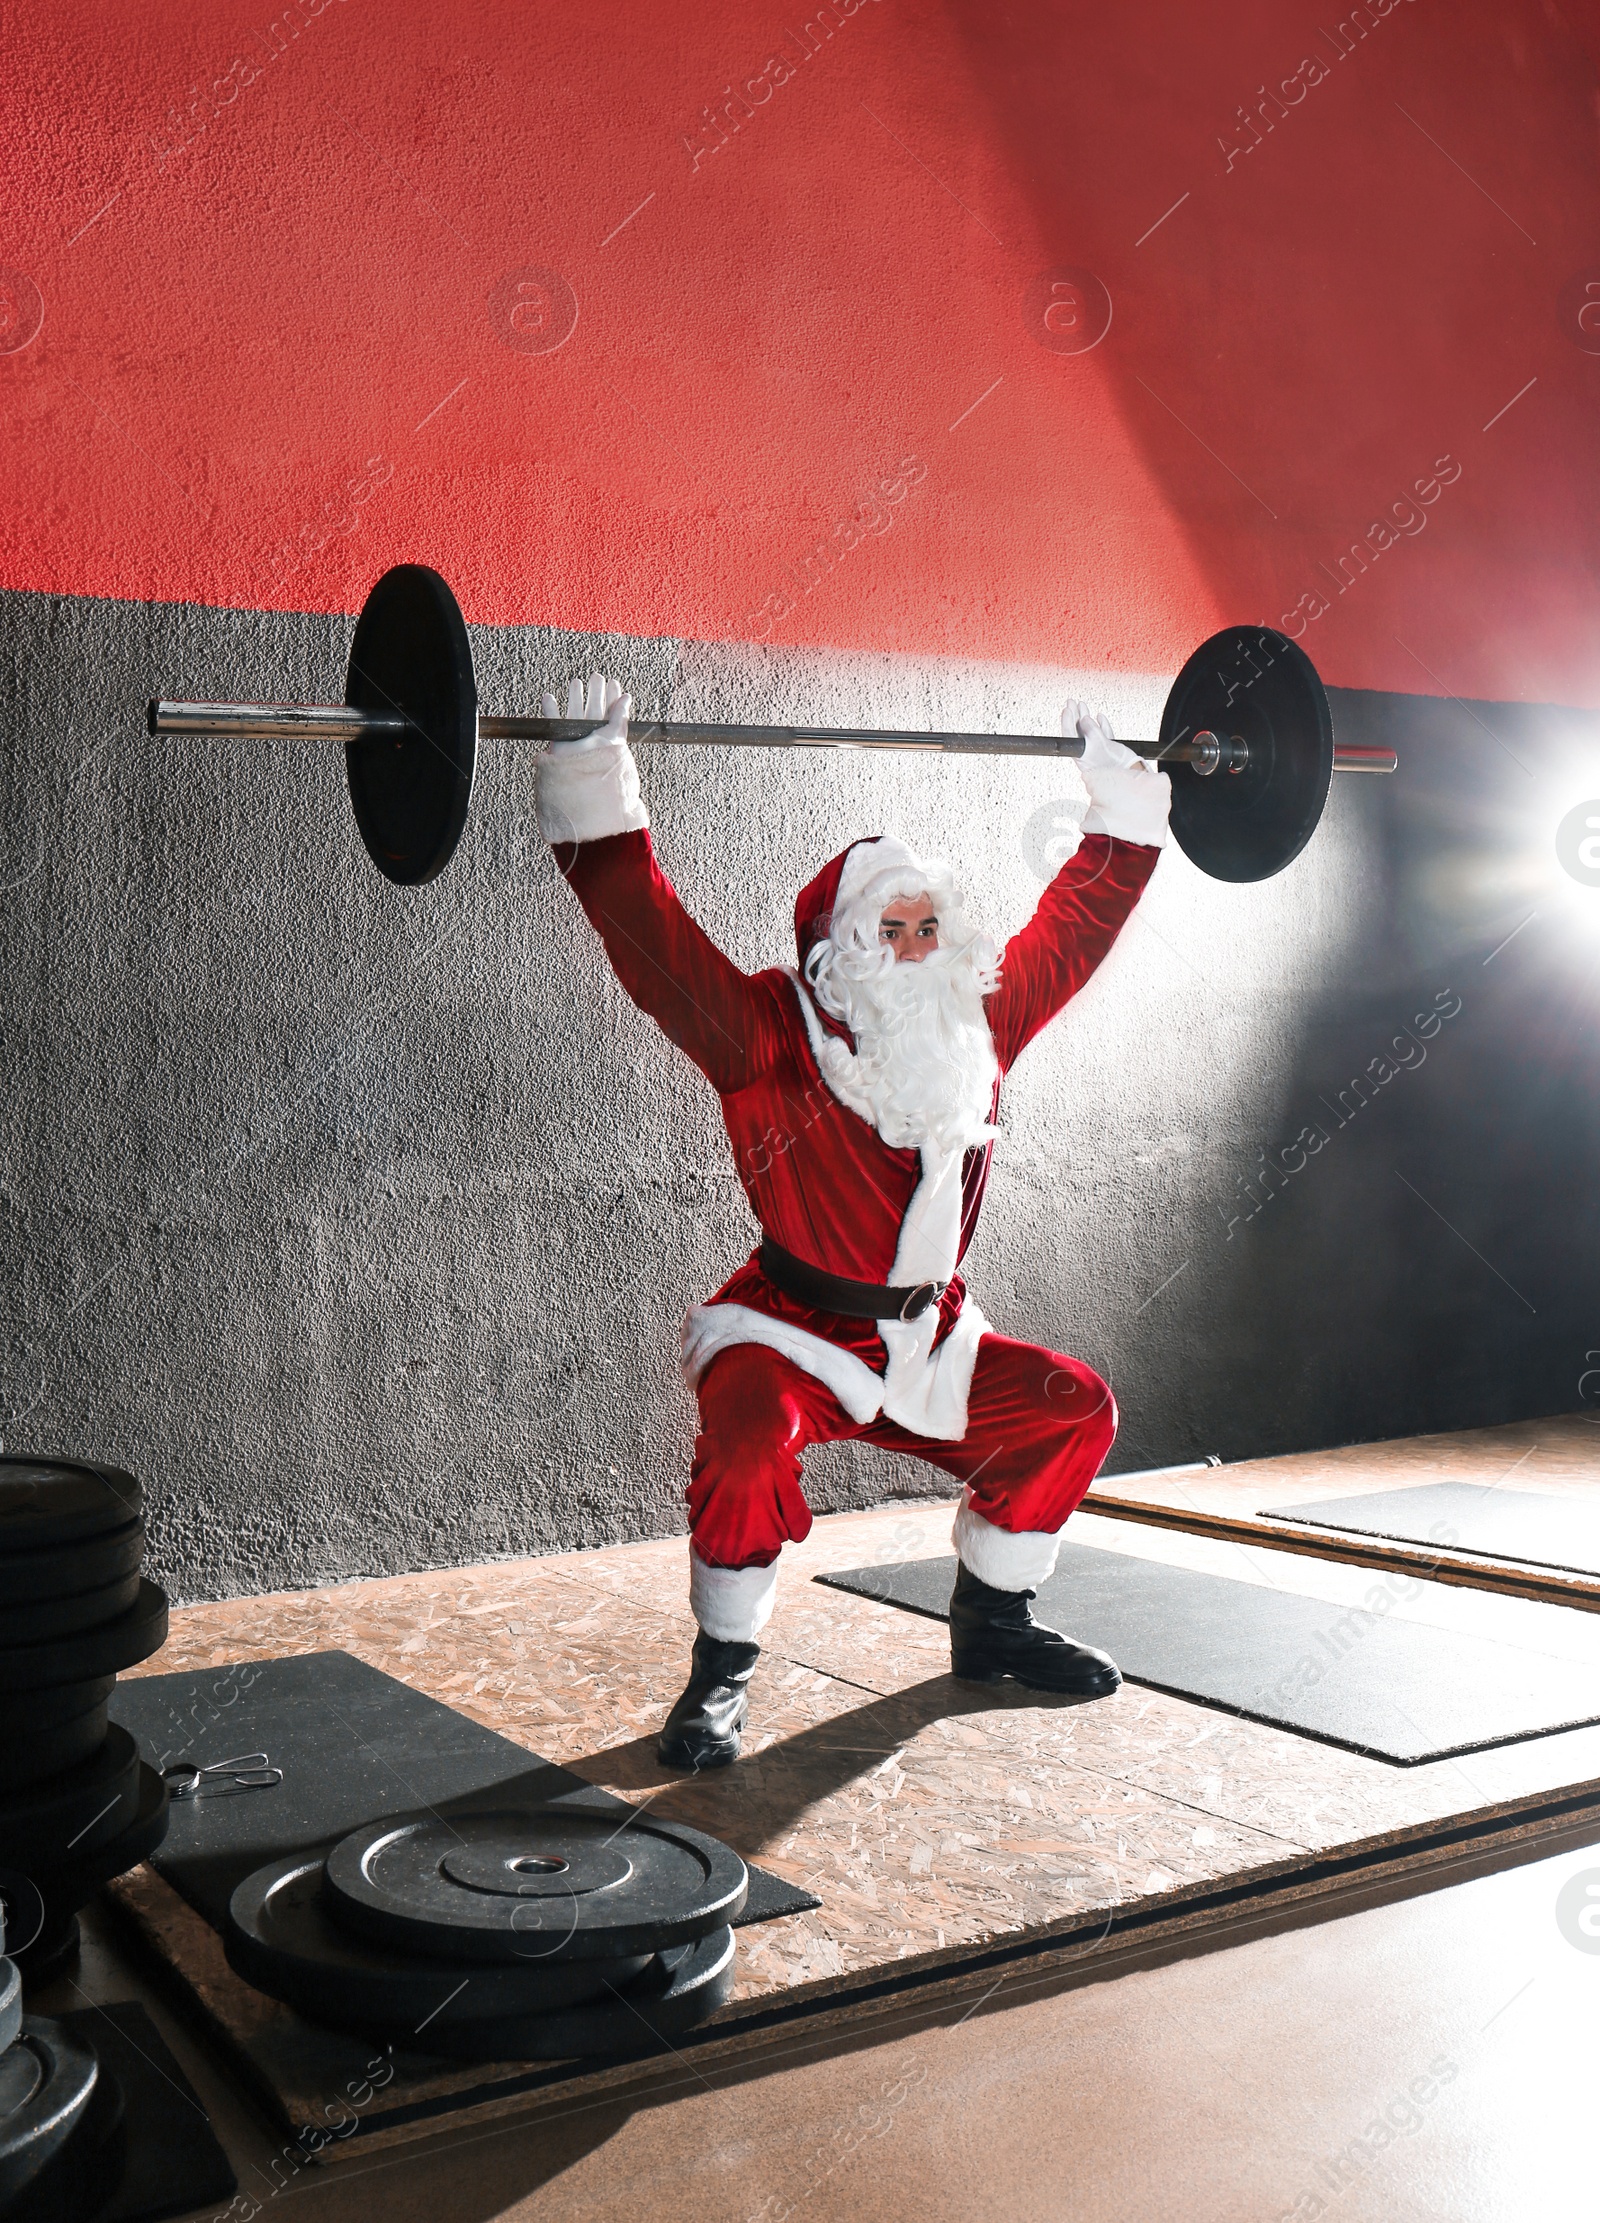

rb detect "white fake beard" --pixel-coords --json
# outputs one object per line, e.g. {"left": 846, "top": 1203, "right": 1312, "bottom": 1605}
{"left": 808, "top": 942, "right": 1000, "bottom": 1154}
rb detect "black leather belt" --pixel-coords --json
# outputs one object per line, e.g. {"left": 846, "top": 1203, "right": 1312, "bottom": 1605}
{"left": 758, "top": 1237, "right": 948, "bottom": 1323}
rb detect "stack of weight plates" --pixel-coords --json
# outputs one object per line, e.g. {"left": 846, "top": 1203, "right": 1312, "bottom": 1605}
{"left": 0, "top": 1945, "right": 126, "bottom": 2221}
{"left": 225, "top": 1805, "right": 747, "bottom": 2061}
{"left": 0, "top": 1460, "right": 171, "bottom": 1982}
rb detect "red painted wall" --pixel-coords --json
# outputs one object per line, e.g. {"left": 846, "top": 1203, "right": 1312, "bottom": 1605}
{"left": 4, "top": 0, "right": 1599, "bottom": 702}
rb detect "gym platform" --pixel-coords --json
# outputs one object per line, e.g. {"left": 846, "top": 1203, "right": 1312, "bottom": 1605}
{"left": 102, "top": 1415, "right": 1600, "bottom": 2164}
{"left": 1089, "top": 1412, "right": 1600, "bottom": 1610}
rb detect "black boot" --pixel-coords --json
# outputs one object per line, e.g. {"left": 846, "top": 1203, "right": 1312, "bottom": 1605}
{"left": 657, "top": 1634, "right": 761, "bottom": 1770}
{"left": 948, "top": 1562, "right": 1121, "bottom": 1696}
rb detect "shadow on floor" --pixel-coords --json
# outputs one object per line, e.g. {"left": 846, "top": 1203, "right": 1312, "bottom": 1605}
{"left": 567, "top": 1673, "right": 1099, "bottom": 1852}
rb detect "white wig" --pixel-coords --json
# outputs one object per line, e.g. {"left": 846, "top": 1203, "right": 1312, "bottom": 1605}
{"left": 804, "top": 838, "right": 1001, "bottom": 1153}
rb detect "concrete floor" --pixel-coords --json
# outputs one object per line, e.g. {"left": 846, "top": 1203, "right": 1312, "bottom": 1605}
{"left": 34, "top": 1827, "right": 1600, "bottom": 2223}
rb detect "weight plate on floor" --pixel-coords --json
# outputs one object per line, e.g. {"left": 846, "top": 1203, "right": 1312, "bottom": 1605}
{"left": 0, "top": 1726, "right": 140, "bottom": 1865}
{"left": 2, "top": 1574, "right": 141, "bottom": 1648}
{"left": 415, "top": 1924, "right": 736, "bottom": 2062}
{"left": 0, "top": 1521, "right": 144, "bottom": 1609}
{"left": 0, "top": 1463, "right": 141, "bottom": 1554}
{"left": 0, "top": 1680, "right": 114, "bottom": 1741}
{"left": 0, "top": 1579, "right": 167, "bottom": 1691}
{"left": 0, "top": 2016, "right": 99, "bottom": 2207}
{"left": 2, "top": 2019, "right": 124, "bottom": 2223}
{"left": 1160, "top": 625, "right": 1334, "bottom": 883}
{"left": 0, "top": 2036, "right": 41, "bottom": 2111}
{"left": 324, "top": 1806, "right": 748, "bottom": 1963}
{"left": 0, "top": 1957, "right": 19, "bottom": 2052}
{"left": 344, "top": 564, "right": 477, "bottom": 886}
{"left": 225, "top": 1855, "right": 652, "bottom": 2033}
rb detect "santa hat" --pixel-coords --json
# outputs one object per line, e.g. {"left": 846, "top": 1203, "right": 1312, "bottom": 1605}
{"left": 793, "top": 835, "right": 935, "bottom": 969}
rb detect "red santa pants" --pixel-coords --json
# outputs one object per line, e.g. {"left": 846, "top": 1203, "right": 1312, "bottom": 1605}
{"left": 687, "top": 1332, "right": 1117, "bottom": 1569}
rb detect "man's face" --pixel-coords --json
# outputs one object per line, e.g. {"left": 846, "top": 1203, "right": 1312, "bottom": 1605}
{"left": 878, "top": 892, "right": 939, "bottom": 963}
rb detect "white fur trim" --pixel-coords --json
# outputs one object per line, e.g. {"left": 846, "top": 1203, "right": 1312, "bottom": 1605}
{"left": 862, "top": 1147, "right": 973, "bottom": 1440}
{"left": 890, "top": 1142, "right": 963, "bottom": 1288}
{"left": 536, "top": 739, "right": 649, "bottom": 844}
{"left": 682, "top": 1302, "right": 886, "bottom": 1424}
{"left": 873, "top": 1145, "right": 988, "bottom": 1437}
{"left": 879, "top": 1296, "right": 989, "bottom": 1439}
{"left": 681, "top": 1289, "right": 992, "bottom": 1443}
{"left": 951, "top": 1492, "right": 1063, "bottom": 1591}
{"left": 689, "top": 1548, "right": 778, "bottom": 1642}
{"left": 681, "top": 1292, "right": 992, "bottom": 1444}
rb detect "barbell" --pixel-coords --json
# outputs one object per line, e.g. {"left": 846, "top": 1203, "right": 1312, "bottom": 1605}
{"left": 148, "top": 564, "right": 1395, "bottom": 887}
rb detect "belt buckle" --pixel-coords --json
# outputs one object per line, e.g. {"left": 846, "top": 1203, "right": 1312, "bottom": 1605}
{"left": 899, "top": 1280, "right": 946, "bottom": 1323}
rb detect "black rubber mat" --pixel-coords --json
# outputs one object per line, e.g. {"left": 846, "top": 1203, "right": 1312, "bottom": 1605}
{"left": 109, "top": 1650, "right": 818, "bottom": 1928}
{"left": 54, "top": 1999, "right": 236, "bottom": 2222}
{"left": 815, "top": 1546, "right": 1600, "bottom": 1764}
{"left": 1262, "top": 1481, "right": 1600, "bottom": 1577}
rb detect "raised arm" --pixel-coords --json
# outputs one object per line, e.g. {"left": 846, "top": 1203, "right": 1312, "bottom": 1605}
{"left": 985, "top": 703, "right": 1169, "bottom": 1071}
{"left": 537, "top": 676, "right": 785, "bottom": 1094}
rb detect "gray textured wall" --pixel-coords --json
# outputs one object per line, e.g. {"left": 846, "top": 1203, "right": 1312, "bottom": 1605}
{"left": 3, "top": 586, "right": 1596, "bottom": 1602}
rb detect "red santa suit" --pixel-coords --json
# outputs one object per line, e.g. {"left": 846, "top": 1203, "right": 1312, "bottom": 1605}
{"left": 537, "top": 710, "right": 1162, "bottom": 1643}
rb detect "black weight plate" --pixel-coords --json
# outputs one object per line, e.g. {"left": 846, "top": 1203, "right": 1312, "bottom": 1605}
{"left": 1161, "top": 625, "right": 1334, "bottom": 883}
{"left": 0, "top": 2039, "right": 43, "bottom": 2113}
{"left": 0, "top": 1680, "right": 113, "bottom": 1740}
{"left": 0, "top": 1704, "right": 108, "bottom": 1793}
{"left": 224, "top": 1855, "right": 652, "bottom": 2034}
{"left": 2, "top": 2019, "right": 124, "bottom": 2223}
{"left": 0, "top": 1579, "right": 167, "bottom": 1691}
{"left": 324, "top": 1806, "right": 747, "bottom": 1964}
{"left": 345, "top": 564, "right": 477, "bottom": 886}
{"left": 0, "top": 1726, "right": 139, "bottom": 1866}
{"left": 9, "top": 1917, "right": 81, "bottom": 1990}
{"left": 0, "top": 2016, "right": 99, "bottom": 2206}
{"left": 0, "top": 1520, "right": 144, "bottom": 1608}
{"left": 417, "top": 1924, "right": 736, "bottom": 2062}
{"left": 6, "top": 1764, "right": 171, "bottom": 1978}
{"left": 0, "top": 1463, "right": 141, "bottom": 1556}
{"left": 55, "top": 1762, "right": 170, "bottom": 1890}
{"left": 0, "top": 1956, "right": 18, "bottom": 2052}
{"left": 2, "top": 1573, "right": 141, "bottom": 1647}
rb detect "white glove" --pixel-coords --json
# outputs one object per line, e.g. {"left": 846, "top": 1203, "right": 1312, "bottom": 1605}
{"left": 539, "top": 670, "right": 631, "bottom": 747}
{"left": 1063, "top": 699, "right": 1170, "bottom": 849}
{"left": 534, "top": 671, "right": 647, "bottom": 843}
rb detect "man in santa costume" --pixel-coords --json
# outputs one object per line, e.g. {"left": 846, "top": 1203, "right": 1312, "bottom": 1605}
{"left": 536, "top": 674, "right": 1170, "bottom": 1770}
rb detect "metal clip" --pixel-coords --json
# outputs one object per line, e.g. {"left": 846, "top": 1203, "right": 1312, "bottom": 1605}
{"left": 162, "top": 1751, "right": 283, "bottom": 1801}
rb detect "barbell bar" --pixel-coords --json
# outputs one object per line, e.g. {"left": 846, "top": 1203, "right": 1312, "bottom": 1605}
{"left": 147, "top": 563, "right": 1396, "bottom": 888}
{"left": 149, "top": 697, "right": 1395, "bottom": 773}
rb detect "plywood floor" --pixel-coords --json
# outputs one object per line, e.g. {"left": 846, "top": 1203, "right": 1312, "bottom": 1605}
{"left": 119, "top": 1450, "right": 1600, "bottom": 2045}
{"left": 1090, "top": 1410, "right": 1600, "bottom": 1608}
{"left": 51, "top": 1831, "right": 1600, "bottom": 2223}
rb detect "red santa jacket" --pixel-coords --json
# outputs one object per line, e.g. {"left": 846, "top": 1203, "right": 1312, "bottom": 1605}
{"left": 558, "top": 827, "right": 1158, "bottom": 1426}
